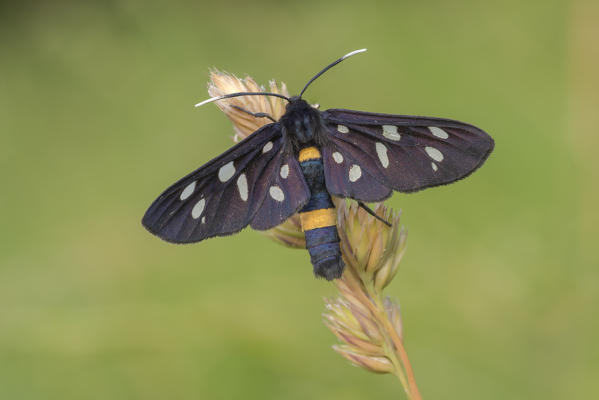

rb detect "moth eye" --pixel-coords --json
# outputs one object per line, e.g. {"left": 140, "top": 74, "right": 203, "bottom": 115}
{"left": 180, "top": 181, "right": 196, "bottom": 200}
{"left": 382, "top": 125, "right": 401, "bottom": 141}
{"left": 424, "top": 146, "right": 444, "bottom": 162}
{"left": 428, "top": 126, "right": 449, "bottom": 139}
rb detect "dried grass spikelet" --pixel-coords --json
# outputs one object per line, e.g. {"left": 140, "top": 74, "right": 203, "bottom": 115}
{"left": 323, "top": 201, "right": 422, "bottom": 400}
{"left": 207, "top": 72, "right": 420, "bottom": 398}
{"left": 208, "top": 71, "right": 290, "bottom": 142}
{"left": 208, "top": 71, "right": 305, "bottom": 248}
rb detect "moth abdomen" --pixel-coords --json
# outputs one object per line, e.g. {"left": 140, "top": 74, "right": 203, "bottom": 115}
{"left": 298, "top": 146, "right": 344, "bottom": 280}
{"left": 303, "top": 224, "right": 344, "bottom": 280}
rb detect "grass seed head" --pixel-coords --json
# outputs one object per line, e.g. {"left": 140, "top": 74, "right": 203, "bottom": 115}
{"left": 208, "top": 71, "right": 303, "bottom": 245}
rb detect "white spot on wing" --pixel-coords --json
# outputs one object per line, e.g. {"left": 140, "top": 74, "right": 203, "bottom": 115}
{"left": 280, "top": 164, "right": 289, "bottom": 179}
{"left": 332, "top": 152, "right": 344, "bottom": 164}
{"left": 237, "top": 173, "right": 248, "bottom": 201}
{"left": 349, "top": 164, "right": 362, "bottom": 182}
{"left": 201, "top": 216, "right": 206, "bottom": 224}
{"left": 337, "top": 125, "right": 349, "bottom": 133}
{"left": 191, "top": 198, "right": 206, "bottom": 219}
{"left": 432, "top": 162, "right": 438, "bottom": 172}
{"left": 269, "top": 185, "right": 285, "bottom": 202}
{"left": 425, "top": 146, "right": 444, "bottom": 162}
{"left": 218, "top": 161, "right": 235, "bottom": 182}
{"left": 429, "top": 126, "right": 449, "bottom": 139}
{"left": 262, "top": 141, "right": 273, "bottom": 153}
{"left": 375, "top": 142, "right": 389, "bottom": 168}
{"left": 180, "top": 181, "right": 196, "bottom": 200}
{"left": 382, "top": 125, "right": 401, "bottom": 141}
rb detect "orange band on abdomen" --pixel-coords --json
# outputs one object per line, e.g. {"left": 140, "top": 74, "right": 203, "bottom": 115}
{"left": 298, "top": 146, "right": 322, "bottom": 162}
{"left": 299, "top": 208, "right": 336, "bottom": 231}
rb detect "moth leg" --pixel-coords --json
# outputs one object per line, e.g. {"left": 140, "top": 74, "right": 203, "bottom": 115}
{"left": 231, "top": 105, "right": 277, "bottom": 122}
{"left": 357, "top": 201, "right": 392, "bottom": 227}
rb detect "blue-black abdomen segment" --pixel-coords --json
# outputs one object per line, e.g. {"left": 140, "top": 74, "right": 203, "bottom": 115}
{"left": 298, "top": 146, "right": 344, "bottom": 280}
{"left": 304, "top": 226, "right": 344, "bottom": 280}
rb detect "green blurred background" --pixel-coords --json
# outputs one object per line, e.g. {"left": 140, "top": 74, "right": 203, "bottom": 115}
{"left": 1, "top": 0, "right": 597, "bottom": 399}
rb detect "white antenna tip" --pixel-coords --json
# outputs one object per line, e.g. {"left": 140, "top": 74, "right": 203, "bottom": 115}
{"left": 341, "top": 48, "right": 367, "bottom": 60}
{"left": 194, "top": 96, "right": 221, "bottom": 107}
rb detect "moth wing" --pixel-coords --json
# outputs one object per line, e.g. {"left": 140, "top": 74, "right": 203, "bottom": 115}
{"left": 142, "top": 123, "right": 309, "bottom": 243}
{"left": 321, "top": 109, "right": 494, "bottom": 198}
{"left": 321, "top": 143, "right": 392, "bottom": 202}
{"left": 250, "top": 151, "right": 310, "bottom": 231}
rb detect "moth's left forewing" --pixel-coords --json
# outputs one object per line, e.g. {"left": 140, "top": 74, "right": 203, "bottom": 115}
{"left": 321, "top": 109, "right": 494, "bottom": 194}
{"left": 142, "top": 123, "right": 300, "bottom": 243}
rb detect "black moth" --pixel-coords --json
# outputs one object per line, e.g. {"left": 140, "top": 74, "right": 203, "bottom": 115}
{"left": 142, "top": 49, "right": 494, "bottom": 280}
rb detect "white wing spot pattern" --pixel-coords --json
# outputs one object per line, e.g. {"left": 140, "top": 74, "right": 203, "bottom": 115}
{"left": 218, "top": 161, "right": 236, "bottom": 182}
{"left": 180, "top": 181, "right": 196, "bottom": 200}
{"left": 429, "top": 126, "right": 449, "bottom": 139}
{"left": 191, "top": 198, "right": 206, "bottom": 219}
{"left": 237, "top": 173, "right": 248, "bottom": 201}
{"left": 262, "top": 141, "right": 273, "bottom": 153}
{"left": 269, "top": 185, "right": 285, "bottom": 202}
{"left": 375, "top": 142, "right": 389, "bottom": 168}
{"left": 332, "top": 152, "right": 344, "bottom": 164}
{"left": 432, "top": 162, "right": 438, "bottom": 172}
{"left": 280, "top": 164, "right": 289, "bottom": 179}
{"left": 337, "top": 125, "right": 349, "bottom": 133}
{"left": 382, "top": 125, "right": 401, "bottom": 141}
{"left": 425, "top": 146, "right": 444, "bottom": 162}
{"left": 349, "top": 164, "right": 362, "bottom": 182}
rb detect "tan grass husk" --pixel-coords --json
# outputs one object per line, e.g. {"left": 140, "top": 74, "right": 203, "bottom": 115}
{"left": 206, "top": 72, "right": 421, "bottom": 399}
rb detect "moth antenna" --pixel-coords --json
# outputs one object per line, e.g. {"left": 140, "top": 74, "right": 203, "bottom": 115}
{"left": 230, "top": 105, "right": 277, "bottom": 122}
{"left": 195, "top": 92, "right": 290, "bottom": 108}
{"left": 299, "top": 48, "right": 367, "bottom": 98}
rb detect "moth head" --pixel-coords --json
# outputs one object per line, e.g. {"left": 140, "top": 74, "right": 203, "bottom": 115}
{"left": 281, "top": 97, "right": 321, "bottom": 145}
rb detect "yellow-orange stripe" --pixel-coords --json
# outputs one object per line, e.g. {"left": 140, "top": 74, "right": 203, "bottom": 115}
{"left": 298, "top": 146, "right": 321, "bottom": 162}
{"left": 299, "top": 208, "right": 336, "bottom": 231}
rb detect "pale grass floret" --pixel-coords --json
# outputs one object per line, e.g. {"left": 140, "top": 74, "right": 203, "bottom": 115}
{"left": 206, "top": 71, "right": 421, "bottom": 399}
{"left": 207, "top": 71, "right": 290, "bottom": 142}
{"left": 324, "top": 202, "right": 421, "bottom": 399}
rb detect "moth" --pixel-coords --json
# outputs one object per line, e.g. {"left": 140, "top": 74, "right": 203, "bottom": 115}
{"left": 142, "top": 49, "right": 494, "bottom": 280}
